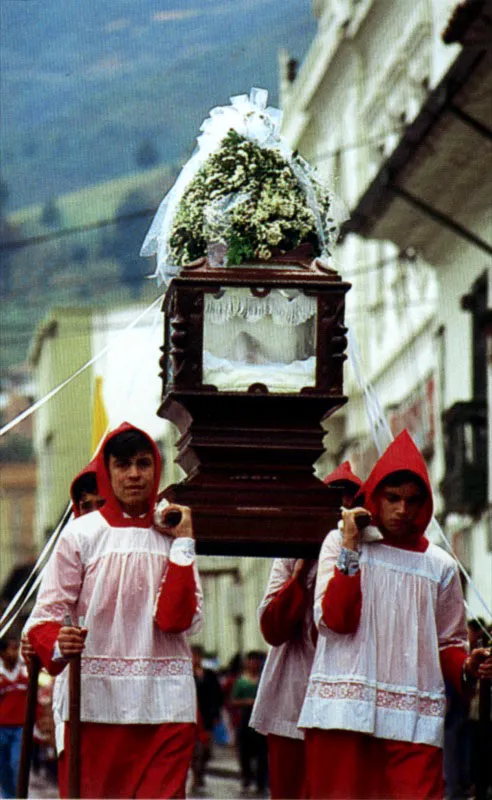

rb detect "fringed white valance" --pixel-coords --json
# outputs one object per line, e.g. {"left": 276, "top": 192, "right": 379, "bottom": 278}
{"left": 204, "top": 288, "right": 317, "bottom": 327}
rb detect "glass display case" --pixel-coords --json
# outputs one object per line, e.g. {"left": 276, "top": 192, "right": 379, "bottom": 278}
{"left": 158, "top": 254, "right": 351, "bottom": 556}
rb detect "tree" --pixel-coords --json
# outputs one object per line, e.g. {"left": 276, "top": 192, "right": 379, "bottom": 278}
{"left": 40, "top": 197, "right": 62, "bottom": 228}
{"left": 135, "top": 140, "right": 160, "bottom": 169}
{"left": 0, "top": 178, "right": 9, "bottom": 220}
{"left": 110, "top": 190, "right": 153, "bottom": 298}
{"left": 0, "top": 177, "right": 14, "bottom": 296}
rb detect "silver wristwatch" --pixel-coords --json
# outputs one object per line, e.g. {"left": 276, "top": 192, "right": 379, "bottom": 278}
{"left": 337, "top": 547, "right": 360, "bottom": 576}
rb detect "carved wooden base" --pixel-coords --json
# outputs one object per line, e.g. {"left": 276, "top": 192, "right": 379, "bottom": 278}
{"left": 159, "top": 392, "right": 346, "bottom": 557}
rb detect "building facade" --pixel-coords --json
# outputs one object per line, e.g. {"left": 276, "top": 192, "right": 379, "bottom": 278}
{"left": 280, "top": 0, "right": 492, "bottom": 614}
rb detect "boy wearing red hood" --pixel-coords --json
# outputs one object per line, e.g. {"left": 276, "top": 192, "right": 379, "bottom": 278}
{"left": 69, "top": 461, "right": 105, "bottom": 517}
{"left": 250, "top": 462, "right": 362, "bottom": 799}
{"left": 24, "top": 423, "right": 203, "bottom": 799}
{"left": 299, "top": 430, "right": 492, "bottom": 799}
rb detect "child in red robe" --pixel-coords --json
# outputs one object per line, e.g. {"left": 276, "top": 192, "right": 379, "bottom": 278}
{"left": 24, "top": 422, "right": 203, "bottom": 799}
{"left": 69, "top": 461, "right": 105, "bottom": 517}
{"left": 0, "top": 634, "right": 29, "bottom": 798}
{"left": 250, "top": 461, "right": 362, "bottom": 799}
{"left": 300, "top": 430, "right": 492, "bottom": 799}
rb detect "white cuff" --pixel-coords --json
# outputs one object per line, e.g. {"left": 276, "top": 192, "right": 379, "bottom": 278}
{"left": 52, "top": 641, "right": 65, "bottom": 662}
{"left": 169, "top": 537, "right": 195, "bottom": 566}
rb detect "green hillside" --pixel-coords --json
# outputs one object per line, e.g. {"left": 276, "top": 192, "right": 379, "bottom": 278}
{"left": 1, "top": 164, "right": 177, "bottom": 371}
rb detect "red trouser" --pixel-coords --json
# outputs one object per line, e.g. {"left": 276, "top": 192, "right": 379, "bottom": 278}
{"left": 268, "top": 734, "right": 308, "bottom": 799}
{"left": 58, "top": 721, "right": 196, "bottom": 799}
{"left": 305, "top": 729, "right": 444, "bottom": 800}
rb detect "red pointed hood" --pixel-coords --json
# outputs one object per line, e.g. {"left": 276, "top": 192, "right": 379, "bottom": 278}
{"left": 70, "top": 459, "right": 99, "bottom": 518}
{"left": 95, "top": 421, "right": 162, "bottom": 528}
{"left": 359, "top": 430, "right": 433, "bottom": 542}
{"left": 323, "top": 460, "right": 362, "bottom": 491}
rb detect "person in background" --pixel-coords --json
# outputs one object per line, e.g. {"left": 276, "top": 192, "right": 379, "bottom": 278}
{"left": 465, "top": 618, "right": 492, "bottom": 798}
{"left": 20, "top": 458, "right": 107, "bottom": 774}
{"left": 221, "top": 653, "right": 243, "bottom": 746}
{"left": 69, "top": 460, "right": 105, "bottom": 517}
{"left": 231, "top": 651, "right": 268, "bottom": 796}
{"left": 322, "top": 460, "right": 363, "bottom": 508}
{"left": 0, "top": 633, "right": 28, "bottom": 798}
{"left": 250, "top": 461, "right": 362, "bottom": 799}
{"left": 190, "top": 644, "right": 224, "bottom": 793}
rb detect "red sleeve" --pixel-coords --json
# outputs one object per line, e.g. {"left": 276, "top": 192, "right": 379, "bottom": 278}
{"left": 260, "top": 577, "right": 308, "bottom": 646}
{"left": 321, "top": 567, "right": 362, "bottom": 634}
{"left": 155, "top": 562, "right": 198, "bottom": 633}
{"left": 28, "top": 621, "right": 66, "bottom": 676}
{"left": 440, "top": 646, "right": 467, "bottom": 696}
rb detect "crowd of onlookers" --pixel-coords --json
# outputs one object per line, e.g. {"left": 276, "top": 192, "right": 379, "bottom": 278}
{"left": 191, "top": 645, "right": 268, "bottom": 796}
{"left": 443, "top": 619, "right": 492, "bottom": 799}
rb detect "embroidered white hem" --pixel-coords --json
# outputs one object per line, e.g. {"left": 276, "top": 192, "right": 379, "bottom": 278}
{"left": 249, "top": 714, "right": 304, "bottom": 740}
{"left": 298, "top": 697, "right": 444, "bottom": 748}
{"left": 53, "top": 672, "right": 197, "bottom": 725}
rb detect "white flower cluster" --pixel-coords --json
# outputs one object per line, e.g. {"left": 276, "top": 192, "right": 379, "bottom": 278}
{"left": 141, "top": 89, "right": 348, "bottom": 283}
{"left": 169, "top": 130, "right": 325, "bottom": 267}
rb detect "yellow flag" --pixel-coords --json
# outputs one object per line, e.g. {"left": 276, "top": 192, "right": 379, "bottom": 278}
{"left": 91, "top": 375, "right": 109, "bottom": 456}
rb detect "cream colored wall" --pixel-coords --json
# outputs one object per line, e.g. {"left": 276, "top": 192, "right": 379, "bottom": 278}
{"left": 32, "top": 309, "right": 93, "bottom": 547}
{"left": 0, "top": 463, "right": 37, "bottom": 586}
{"left": 0, "top": 483, "right": 14, "bottom": 586}
{"left": 189, "top": 555, "right": 273, "bottom": 667}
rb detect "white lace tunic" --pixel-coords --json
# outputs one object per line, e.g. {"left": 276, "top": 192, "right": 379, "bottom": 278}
{"left": 298, "top": 529, "right": 467, "bottom": 748}
{"left": 26, "top": 511, "right": 203, "bottom": 729}
{"left": 250, "top": 558, "right": 317, "bottom": 740}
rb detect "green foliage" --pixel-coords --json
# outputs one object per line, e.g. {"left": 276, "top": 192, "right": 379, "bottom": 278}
{"left": 169, "top": 131, "right": 327, "bottom": 267}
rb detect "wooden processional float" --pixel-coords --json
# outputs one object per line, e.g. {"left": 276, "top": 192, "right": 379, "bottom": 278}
{"left": 157, "top": 247, "right": 351, "bottom": 558}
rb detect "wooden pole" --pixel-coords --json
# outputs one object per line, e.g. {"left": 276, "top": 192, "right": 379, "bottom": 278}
{"left": 476, "top": 676, "right": 491, "bottom": 800}
{"left": 16, "top": 655, "right": 40, "bottom": 798}
{"left": 68, "top": 653, "right": 82, "bottom": 799}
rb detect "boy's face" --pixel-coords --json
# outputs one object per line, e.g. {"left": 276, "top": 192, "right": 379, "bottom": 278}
{"left": 374, "top": 481, "right": 425, "bottom": 537}
{"left": 108, "top": 449, "right": 155, "bottom": 515}
{"left": 78, "top": 492, "right": 105, "bottom": 516}
{"left": 1, "top": 639, "right": 20, "bottom": 669}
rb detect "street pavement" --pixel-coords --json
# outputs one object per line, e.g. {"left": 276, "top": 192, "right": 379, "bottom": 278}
{"left": 188, "top": 744, "right": 269, "bottom": 799}
{"left": 26, "top": 744, "right": 269, "bottom": 799}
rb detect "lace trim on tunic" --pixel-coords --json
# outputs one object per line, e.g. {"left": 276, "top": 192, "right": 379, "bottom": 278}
{"left": 81, "top": 656, "right": 192, "bottom": 677}
{"left": 307, "top": 679, "right": 445, "bottom": 717}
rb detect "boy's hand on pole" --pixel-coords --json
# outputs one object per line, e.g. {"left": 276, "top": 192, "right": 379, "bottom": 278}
{"left": 21, "top": 633, "right": 35, "bottom": 668}
{"left": 341, "top": 507, "right": 371, "bottom": 550}
{"left": 58, "top": 626, "right": 88, "bottom": 658}
{"left": 154, "top": 501, "right": 194, "bottom": 539}
{"left": 465, "top": 648, "right": 492, "bottom": 679}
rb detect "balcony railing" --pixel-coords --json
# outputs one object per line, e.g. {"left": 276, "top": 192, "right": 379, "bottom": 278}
{"left": 440, "top": 399, "right": 487, "bottom": 515}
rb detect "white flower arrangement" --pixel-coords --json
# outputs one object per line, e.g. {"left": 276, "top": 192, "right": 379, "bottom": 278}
{"left": 141, "top": 89, "right": 348, "bottom": 282}
{"left": 169, "top": 130, "right": 329, "bottom": 267}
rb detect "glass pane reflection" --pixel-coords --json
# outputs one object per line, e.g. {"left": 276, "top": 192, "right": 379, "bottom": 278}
{"left": 203, "top": 287, "right": 316, "bottom": 392}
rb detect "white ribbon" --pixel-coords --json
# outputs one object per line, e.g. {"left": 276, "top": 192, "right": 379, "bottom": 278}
{"left": 140, "top": 87, "right": 348, "bottom": 284}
